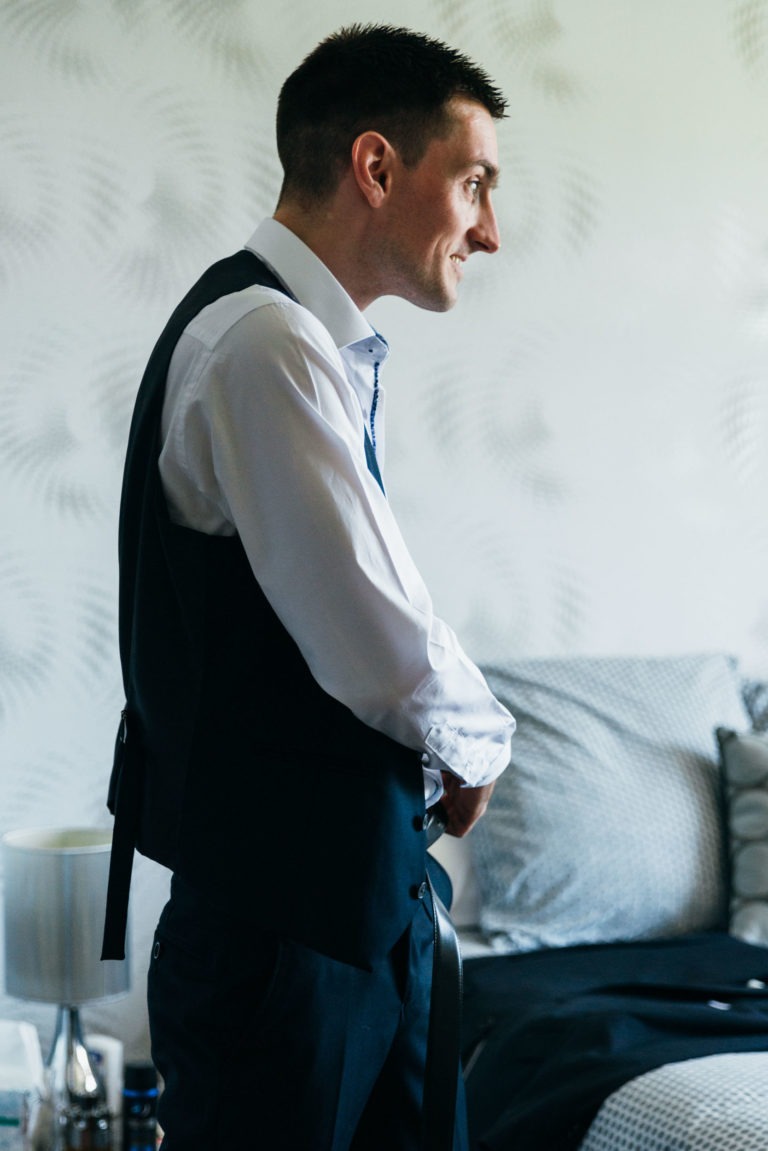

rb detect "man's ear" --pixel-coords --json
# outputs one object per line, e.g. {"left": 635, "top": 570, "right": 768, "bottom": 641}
{"left": 350, "top": 131, "right": 395, "bottom": 208}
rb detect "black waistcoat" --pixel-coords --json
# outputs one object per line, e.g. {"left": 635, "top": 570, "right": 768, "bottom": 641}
{"left": 103, "top": 250, "right": 426, "bottom": 968}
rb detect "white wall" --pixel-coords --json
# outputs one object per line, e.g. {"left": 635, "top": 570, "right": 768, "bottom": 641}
{"left": 1, "top": 0, "right": 767, "bottom": 1059}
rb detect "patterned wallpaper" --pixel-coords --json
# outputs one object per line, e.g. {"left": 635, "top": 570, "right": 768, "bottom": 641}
{"left": 0, "top": 0, "right": 767, "bottom": 1058}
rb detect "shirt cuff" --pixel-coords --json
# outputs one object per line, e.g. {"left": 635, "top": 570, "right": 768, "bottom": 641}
{"left": 422, "top": 719, "right": 514, "bottom": 788}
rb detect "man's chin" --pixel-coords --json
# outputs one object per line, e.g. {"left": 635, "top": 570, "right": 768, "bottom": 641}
{"left": 393, "top": 278, "right": 459, "bottom": 312}
{"left": 416, "top": 287, "right": 458, "bottom": 313}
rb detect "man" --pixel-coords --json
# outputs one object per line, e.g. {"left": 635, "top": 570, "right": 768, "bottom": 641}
{"left": 103, "top": 23, "right": 514, "bottom": 1151}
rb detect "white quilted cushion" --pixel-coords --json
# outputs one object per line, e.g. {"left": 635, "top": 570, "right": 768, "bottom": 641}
{"left": 579, "top": 1053, "right": 768, "bottom": 1151}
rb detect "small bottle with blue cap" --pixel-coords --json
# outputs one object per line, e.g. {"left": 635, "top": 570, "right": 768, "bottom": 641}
{"left": 121, "top": 1062, "right": 159, "bottom": 1151}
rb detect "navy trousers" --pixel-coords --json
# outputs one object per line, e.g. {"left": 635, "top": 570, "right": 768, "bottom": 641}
{"left": 148, "top": 875, "right": 468, "bottom": 1150}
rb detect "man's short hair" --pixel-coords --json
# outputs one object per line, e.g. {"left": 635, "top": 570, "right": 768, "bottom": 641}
{"left": 276, "top": 24, "right": 508, "bottom": 207}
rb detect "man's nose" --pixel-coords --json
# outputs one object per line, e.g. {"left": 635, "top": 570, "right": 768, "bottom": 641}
{"left": 469, "top": 200, "right": 500, "bottom": 254}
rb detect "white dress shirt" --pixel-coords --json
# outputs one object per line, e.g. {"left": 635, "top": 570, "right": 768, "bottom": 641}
{"left": 159, "top": 218, "right": 514, "bottom": 802}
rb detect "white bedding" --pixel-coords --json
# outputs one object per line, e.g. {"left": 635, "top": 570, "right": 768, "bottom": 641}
{"left": 579, "top": 1052, "right": 768, "bottom": 1151}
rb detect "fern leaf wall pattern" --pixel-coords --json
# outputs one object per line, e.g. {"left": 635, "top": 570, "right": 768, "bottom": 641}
{"left": 0, "top": 0, "right": 767, "bottom": 1058}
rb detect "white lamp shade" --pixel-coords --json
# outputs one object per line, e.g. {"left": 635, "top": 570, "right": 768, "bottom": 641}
{"left": 2, "top": 827, "right": 130, "bottom": 1005}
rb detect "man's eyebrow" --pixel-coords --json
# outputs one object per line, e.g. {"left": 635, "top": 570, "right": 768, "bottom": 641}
{"left": 475, "top": 159, "right": 500, "bottom": 187}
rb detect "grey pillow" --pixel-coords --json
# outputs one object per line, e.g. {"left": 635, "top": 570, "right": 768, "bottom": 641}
{"left": 472, "top": 654, "right": 750, "bottom": 952}
{"left": 717, "top": 726, "right": 768, "bottom": 946}
{"left": 742, "top": 679, "right": 768, "bottom": 733}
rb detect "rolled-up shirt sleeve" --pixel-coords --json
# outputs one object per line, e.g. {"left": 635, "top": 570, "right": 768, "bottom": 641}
{"left": 160, "top": 288, "right": 514, "bottom": 793}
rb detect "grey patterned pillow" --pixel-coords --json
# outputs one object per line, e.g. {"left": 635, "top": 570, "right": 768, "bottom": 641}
{"left": 717, "top": 726, "right": 768, "bottom": 946}
{"left": 742, "top": 679, "right": 768, "bottom": 733}
{"left": 472, "top": 654, "right": 750, "bottom": 952}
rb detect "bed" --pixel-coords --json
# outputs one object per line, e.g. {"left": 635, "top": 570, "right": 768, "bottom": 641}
{"left": 430, "top": 653, "right": 768, "bottom": 1150}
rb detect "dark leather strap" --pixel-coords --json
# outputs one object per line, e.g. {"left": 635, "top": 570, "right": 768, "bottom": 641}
{"left": 101, "top": 710, "right": 141, "bottom": 959}
{"left": 423, "top": 813, "right": 463, "bottom": 1151}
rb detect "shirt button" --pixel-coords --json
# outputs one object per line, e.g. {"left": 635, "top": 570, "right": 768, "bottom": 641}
{"left": 410, "top": 881, "right": 428, "bottom": 901}
{"left": 421, "top": 752, "right": 431, "bottom": 766}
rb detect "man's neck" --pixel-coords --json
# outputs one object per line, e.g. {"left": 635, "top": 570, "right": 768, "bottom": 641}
{"left": 272, "top": 201, "right": 382, "bottom": 312}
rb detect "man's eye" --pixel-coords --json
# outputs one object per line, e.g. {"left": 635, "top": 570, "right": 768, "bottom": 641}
{"left": 468, "top": 179, "right": 481, "bottom": 199}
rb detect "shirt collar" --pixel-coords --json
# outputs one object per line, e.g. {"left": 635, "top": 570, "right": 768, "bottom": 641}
{"left": 245, "top": 218, "right": 384, "bottom": 356}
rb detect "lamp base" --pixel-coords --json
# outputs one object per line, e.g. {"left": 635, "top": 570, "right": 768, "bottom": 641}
{"left": 46, "top": 1006, "right": 111, "bottom": 1150}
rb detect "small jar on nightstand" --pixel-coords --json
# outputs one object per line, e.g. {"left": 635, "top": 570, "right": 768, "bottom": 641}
{"left": 121, "top": 1062, "right": 159, "bottom": 1151}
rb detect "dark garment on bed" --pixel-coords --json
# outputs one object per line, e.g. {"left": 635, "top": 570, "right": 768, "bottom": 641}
{"left": 461, "top": 931, "right": 768, "bottom": 1151}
